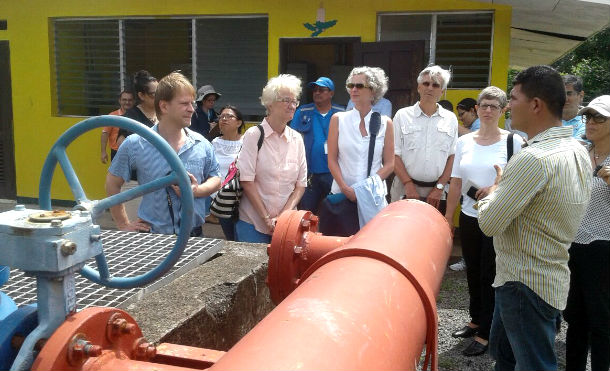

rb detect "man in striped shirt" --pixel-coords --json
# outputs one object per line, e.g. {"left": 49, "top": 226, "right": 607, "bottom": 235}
{"left": 478, "top": 66, "right": 592, "bottom": 371}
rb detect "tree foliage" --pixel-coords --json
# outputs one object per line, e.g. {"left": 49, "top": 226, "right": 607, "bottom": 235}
{"left": 552, "top": 27, "right": 610, "bottom": 102}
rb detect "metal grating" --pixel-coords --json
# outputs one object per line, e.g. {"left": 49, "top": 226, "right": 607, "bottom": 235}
{"left": 3, "top": 230, "right": 223, "bottom": 310}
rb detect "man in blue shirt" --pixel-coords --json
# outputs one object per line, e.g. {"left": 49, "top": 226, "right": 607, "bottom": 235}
{"left": 290, "top": 77, "right": 344, "bottom": 213}
{"left": 106, "top": 72, "right": 221, "bottom": 236}
{"left": 562, "top": 74, "right": 586, "bottom": 140}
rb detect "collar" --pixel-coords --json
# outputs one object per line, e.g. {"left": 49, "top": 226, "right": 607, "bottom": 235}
{"left": 562, "top": 115, "right": 582, "bottom": 125}
{"left": 152, "top": 123, "right": 199, "bottom": 149}
{"left": 526, "top": 126, "right": 573, "bottom": 146}
{"left": 414, "top": 102, "right": 448, "bottom": 118}
{"left": 261, "top": 118, "right": 295, "bottom": 142}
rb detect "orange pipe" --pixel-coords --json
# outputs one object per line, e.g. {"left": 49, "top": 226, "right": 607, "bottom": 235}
{"left": 210, "top": 200, "right": 452, "bottom": 371}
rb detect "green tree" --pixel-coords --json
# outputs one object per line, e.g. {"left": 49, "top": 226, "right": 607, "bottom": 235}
{"left": 553, "top": 27, "right": 610, "bottom": 102}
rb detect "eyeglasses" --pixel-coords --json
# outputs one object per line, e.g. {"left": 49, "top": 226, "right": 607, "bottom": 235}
{"left": 346, "top": 83, "right": 371, "bottom": 90}
{"left": 219, "top": 114, "right": 237, "bottom": 120}
{"left": 421, "top": 81, "right": 441, "bottom": 89}
{"left": 478, "top": 103, "right": 502, "bottom": 111}
{"left": 278, "top": 97, "right": 299, "bottom": 106}
{"left": 312, "top": 86, "right": 330, "bottom": 93}
{"left": 583, "top": 112, "right": 609, "bottom": 124}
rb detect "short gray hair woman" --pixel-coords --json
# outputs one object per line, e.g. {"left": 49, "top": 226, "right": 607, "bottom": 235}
{"left": 236, "top": 74, "right": 307, "bottom": 243}
{"left": 324, "top": 66, "right": 395, "bottom": 234}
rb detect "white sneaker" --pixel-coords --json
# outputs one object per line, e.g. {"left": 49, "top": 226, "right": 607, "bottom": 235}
{"left": 449, "top": 258, "right": 466, "bottom": 271}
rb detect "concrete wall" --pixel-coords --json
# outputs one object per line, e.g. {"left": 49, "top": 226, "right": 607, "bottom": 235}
{"left": 125, "top": 241, "right": 275, "bottom": 350}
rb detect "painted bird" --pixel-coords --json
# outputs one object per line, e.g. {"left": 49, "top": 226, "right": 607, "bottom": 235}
{"left": 304, "top": 20, "right": 337, "bottom": 37}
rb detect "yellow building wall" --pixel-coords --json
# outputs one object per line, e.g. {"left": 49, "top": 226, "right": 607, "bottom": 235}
{"left": 0, "top": 0, "right": 511, "bottom": 203}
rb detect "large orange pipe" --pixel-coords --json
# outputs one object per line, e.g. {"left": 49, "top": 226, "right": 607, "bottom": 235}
{"left": 210, "top": 200, "right": 452, "bottom": 371}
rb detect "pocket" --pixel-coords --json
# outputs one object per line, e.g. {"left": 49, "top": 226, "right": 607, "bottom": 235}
{"left": 401, "top": 125, "right": 423, "bottom": 150}
{"left": 436, "top": 123, "right": 455, "bottom": 152}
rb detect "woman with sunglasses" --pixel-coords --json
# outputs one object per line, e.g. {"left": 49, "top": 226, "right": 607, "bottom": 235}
{"left": 564, "top": 95, "right": 610, "bottom": 371}
{"left": 211, "top": 105, "right": 245, "bottom": 240}
{"left": 325, "top": 66, "right": 394, "bottom": 233}
{"left": 117, "top": 70, "right": 158, "bottom": 144}
{"left": 444, "top": 86, "right": 524, "bottom": 357}
{"left": 235, "top": 74, "right": 307, "bottom": 243}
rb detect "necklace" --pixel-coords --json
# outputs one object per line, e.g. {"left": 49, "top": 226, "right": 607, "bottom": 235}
{"left": 593, "top": 146, "right": 609, "bottom": 166}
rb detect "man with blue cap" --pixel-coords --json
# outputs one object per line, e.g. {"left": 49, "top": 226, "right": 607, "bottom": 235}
{"left": 290, "top": 77, "right": 345, "bottom": 213}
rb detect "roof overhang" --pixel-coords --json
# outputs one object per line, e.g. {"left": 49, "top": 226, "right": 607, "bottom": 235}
{"left": 478, "top": 0, "right": 610, "bottom": 69}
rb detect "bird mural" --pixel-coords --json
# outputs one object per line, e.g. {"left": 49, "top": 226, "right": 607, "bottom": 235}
{"left": 304, "top": 19, "right": 337, "bottom": 37}
{"left": 304, "top": 3, "right": 337, "bottom": 37}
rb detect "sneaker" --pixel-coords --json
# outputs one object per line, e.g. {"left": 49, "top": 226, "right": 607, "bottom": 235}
{"left": 449, "top": 258, "right": 466, "bottom": 271}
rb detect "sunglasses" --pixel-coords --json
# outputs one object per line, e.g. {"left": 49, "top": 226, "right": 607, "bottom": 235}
{"left": 346, "top": 83, "right": 371, "bottom": 90}
{"left": 421, "top": 81, "right": 441, "bottom": 89}
{"left": 583, "top": 112, "right": 609, "bottom": 124}
{"left": 219, "top": 113, "right": 237, "bottom": 120}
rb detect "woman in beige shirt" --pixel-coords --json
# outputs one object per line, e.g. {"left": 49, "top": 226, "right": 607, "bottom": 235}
{"left": 236, "top": 74, "right": 307, "bottom": 243}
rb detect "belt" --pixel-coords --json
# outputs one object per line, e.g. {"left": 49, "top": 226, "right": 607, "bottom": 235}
{"left": 410, "top": 178, "right": 438, "bottom": 188}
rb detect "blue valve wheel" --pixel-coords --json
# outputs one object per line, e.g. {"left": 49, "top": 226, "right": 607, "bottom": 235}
{"left": 38, "top": 115, "right": 194, "bottom": 289}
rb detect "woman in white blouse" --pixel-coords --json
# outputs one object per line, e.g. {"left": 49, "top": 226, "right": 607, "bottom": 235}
{"left": 211, "top": 105, "right": 244, "bottom": 240}
{"left": 326, "top": 66, "right": 394, "bottom": 231}
{"left": 444, "top": 86, "right": 524, "bottom": 357}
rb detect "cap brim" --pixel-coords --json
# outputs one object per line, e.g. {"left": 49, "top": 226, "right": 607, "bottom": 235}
{"left": 578, "top": 106, "right": 610, "bottom": 117}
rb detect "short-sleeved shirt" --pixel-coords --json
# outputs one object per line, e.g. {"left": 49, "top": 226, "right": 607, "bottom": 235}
{"left": 392, "top": 102, "right": 458, "bottom": 198}
{"left": 470, "top": 118, "right": 481, "bottom": 131}
{"left": 118, "top": 107, "right": 157, "bottom": 139}
{"left": 478, "top": 126, "right": 592, "bottom": 309}
{"left": 562, "top": 115, "right": 586, "bottom": 139}
{"left": 330, "top": 109, "right": 389, "bottom": 194}
{"left": 290, "top": 102, "right": 344, "bottom": 174}
{"left": 574, "top": 155, "right": 610, "bottom": 244}
{"left": 211, "top": 136, "right": 243, "bottom": 179}
{"left": 451, "top": 132, "right": 524, "bottom": 217}
{"left": 102, "top": 108, "right": 124, "bottom": 151}
{"left": 237, "top": 119, "right": 307, "bottom": 235}
{"left": 109, "top": 125, "right": 220, "bottom": 234}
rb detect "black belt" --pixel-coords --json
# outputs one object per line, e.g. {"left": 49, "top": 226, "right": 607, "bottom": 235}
{"left": 410, "top": 178, "right": 438, "bottom": 187}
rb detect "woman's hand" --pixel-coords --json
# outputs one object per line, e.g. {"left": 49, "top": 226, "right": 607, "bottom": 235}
{"left": 475, "top": 186, "right": 493, "bottom": 200}
{"left": 264, "top": 216, "right": 277, "bottom": 233}
{"left": 476, "top": 165, "right": 503, "bottom": 199}
{"left": 342, "top": 186, "right": 357, "bottom": 202}
{"left": 599, "top": 165, "right": 610, "bottom": 185}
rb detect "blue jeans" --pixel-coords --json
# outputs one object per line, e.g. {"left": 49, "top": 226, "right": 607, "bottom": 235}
{"left": 298, "top": 173, "right": 333, "bottom": 214}
{"left": 204, "top": 196, "right": 212, "bottom": 217}
{"left": 489, "top": 281, "right": 560, "bottom": 371}
{"left": 235, "top": 220, "right": 271, "bottom": 243}
{"left": 219, "top": 217, "right": 236, "bottom": 241}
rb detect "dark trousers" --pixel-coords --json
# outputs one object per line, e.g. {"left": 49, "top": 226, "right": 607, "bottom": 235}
{"left": 564, "top": 240, "right": 610, "bottom": 371}
{"left": 219, "top": 217, "right": 236, "bottom": 241}
{"left": 490, "top": 281, "right": 560, "bottom": 371}
{"left": 459, "top": 212, "right": 496, "bottom": 340}
{"left": 299, "top": 172, "right": 333, "bottom": 215}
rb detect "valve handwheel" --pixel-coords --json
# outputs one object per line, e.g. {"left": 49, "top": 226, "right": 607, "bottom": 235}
{"left": 38, "top": 115, "right": 194, "bottom": 289}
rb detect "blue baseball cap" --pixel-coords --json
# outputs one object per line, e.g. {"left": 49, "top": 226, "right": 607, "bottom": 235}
{"left": 308, "top": 77, "right": 335, "bottom": 91}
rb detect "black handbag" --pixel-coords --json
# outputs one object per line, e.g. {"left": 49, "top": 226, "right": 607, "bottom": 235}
{"left": 318, "top": 112, "right": 381, "bottom": 236}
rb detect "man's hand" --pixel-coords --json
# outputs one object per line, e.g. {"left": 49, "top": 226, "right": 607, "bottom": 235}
{"left": 101, "top": 152, "right": 108, "bottom": 164}
{"left": 426, "top": 187, "right": 442, "bottom": 209}
{"left": 403, "top": 181, "right": 420, "bottom": 200}
{"left": 598, "top": 165, "right": 610, "bottom": 185}
{"left": 479, "top": 165, "right": 503, "bottom": 198}
{"left": 118, "top": 218, "right": 151, "bottom": 232}
{"left": 171, "top": 173, "right": 199, "bottom": 197}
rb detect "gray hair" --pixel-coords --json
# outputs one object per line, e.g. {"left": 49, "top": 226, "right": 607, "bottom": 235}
{"left": 260, "top": 74, "right": 302, "bottom": 111}
{"left": 477, "top": 86, "right": 508, "bottom": 108}
{"left": 417, "top": 65, "right": 451, "bottom": 90}
{"left": 562, "top": 74, "right": 583, "bottom": 92}
{"left": 346, "top": 66, "right": 389, "bottom": 105}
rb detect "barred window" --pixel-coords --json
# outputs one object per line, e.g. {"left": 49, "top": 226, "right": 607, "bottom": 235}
{"left": 378, "top": 12, "right": 494, "bottom": 89}
{"left": 53, "top": 16, "right": 268, "bottom": 117}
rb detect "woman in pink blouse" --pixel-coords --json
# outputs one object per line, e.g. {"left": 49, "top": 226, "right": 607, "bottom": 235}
{"left": 235, "top": 74, "right": 307, "bottom": 243}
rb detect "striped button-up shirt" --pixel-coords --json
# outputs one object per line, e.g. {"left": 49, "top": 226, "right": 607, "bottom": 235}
{"left": 478, "top": 126, "right": 592, "bottom": 310}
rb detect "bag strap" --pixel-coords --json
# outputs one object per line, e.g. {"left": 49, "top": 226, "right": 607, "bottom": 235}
{"left": 507, "top": 133, "right": 514, "bottom": 162}
{"left": 256, "top": 124, "right": 264, "bottom": 152}
{"left": 165, "top": 188, "right": 177, "bottom": 235}
{"left": 367, "top": 112, "right": 382, "bottom": 176}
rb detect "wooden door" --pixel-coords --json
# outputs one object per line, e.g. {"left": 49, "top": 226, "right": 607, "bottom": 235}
{"left": 355, "top": 41, "right": 426, "bottom": 116}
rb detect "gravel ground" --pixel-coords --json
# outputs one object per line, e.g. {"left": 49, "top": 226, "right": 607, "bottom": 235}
{"left": 432, "top": 266, "right": 587, "bottom": 371}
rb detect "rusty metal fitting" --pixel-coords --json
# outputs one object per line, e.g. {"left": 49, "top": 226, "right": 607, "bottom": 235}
{"left": 106, "top": 313, "right": 137, "bottom": 342}
{"left": 68, "top": 334, "right": 102, "bottom": 366}
{"left": 60, "top": 241, "right": 77, "bottom": 256}
{"left": 133, "top": 337, "right": 156, "bottom": 360}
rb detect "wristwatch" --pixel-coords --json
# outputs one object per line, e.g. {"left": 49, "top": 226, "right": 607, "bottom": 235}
{"left": 435, "top": 183, "right": 444, "bottom": 190}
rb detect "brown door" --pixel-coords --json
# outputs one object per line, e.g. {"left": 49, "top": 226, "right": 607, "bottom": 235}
{"left": 354, "top": 41, "right": 425, "bottom": 117}
{"left": 0, "top": 41, "right": 16, "bottom": 199}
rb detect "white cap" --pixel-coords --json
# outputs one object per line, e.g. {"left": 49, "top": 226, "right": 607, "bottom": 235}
{"left": 578, "top": 95, "right": 610, "bottom": 118}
